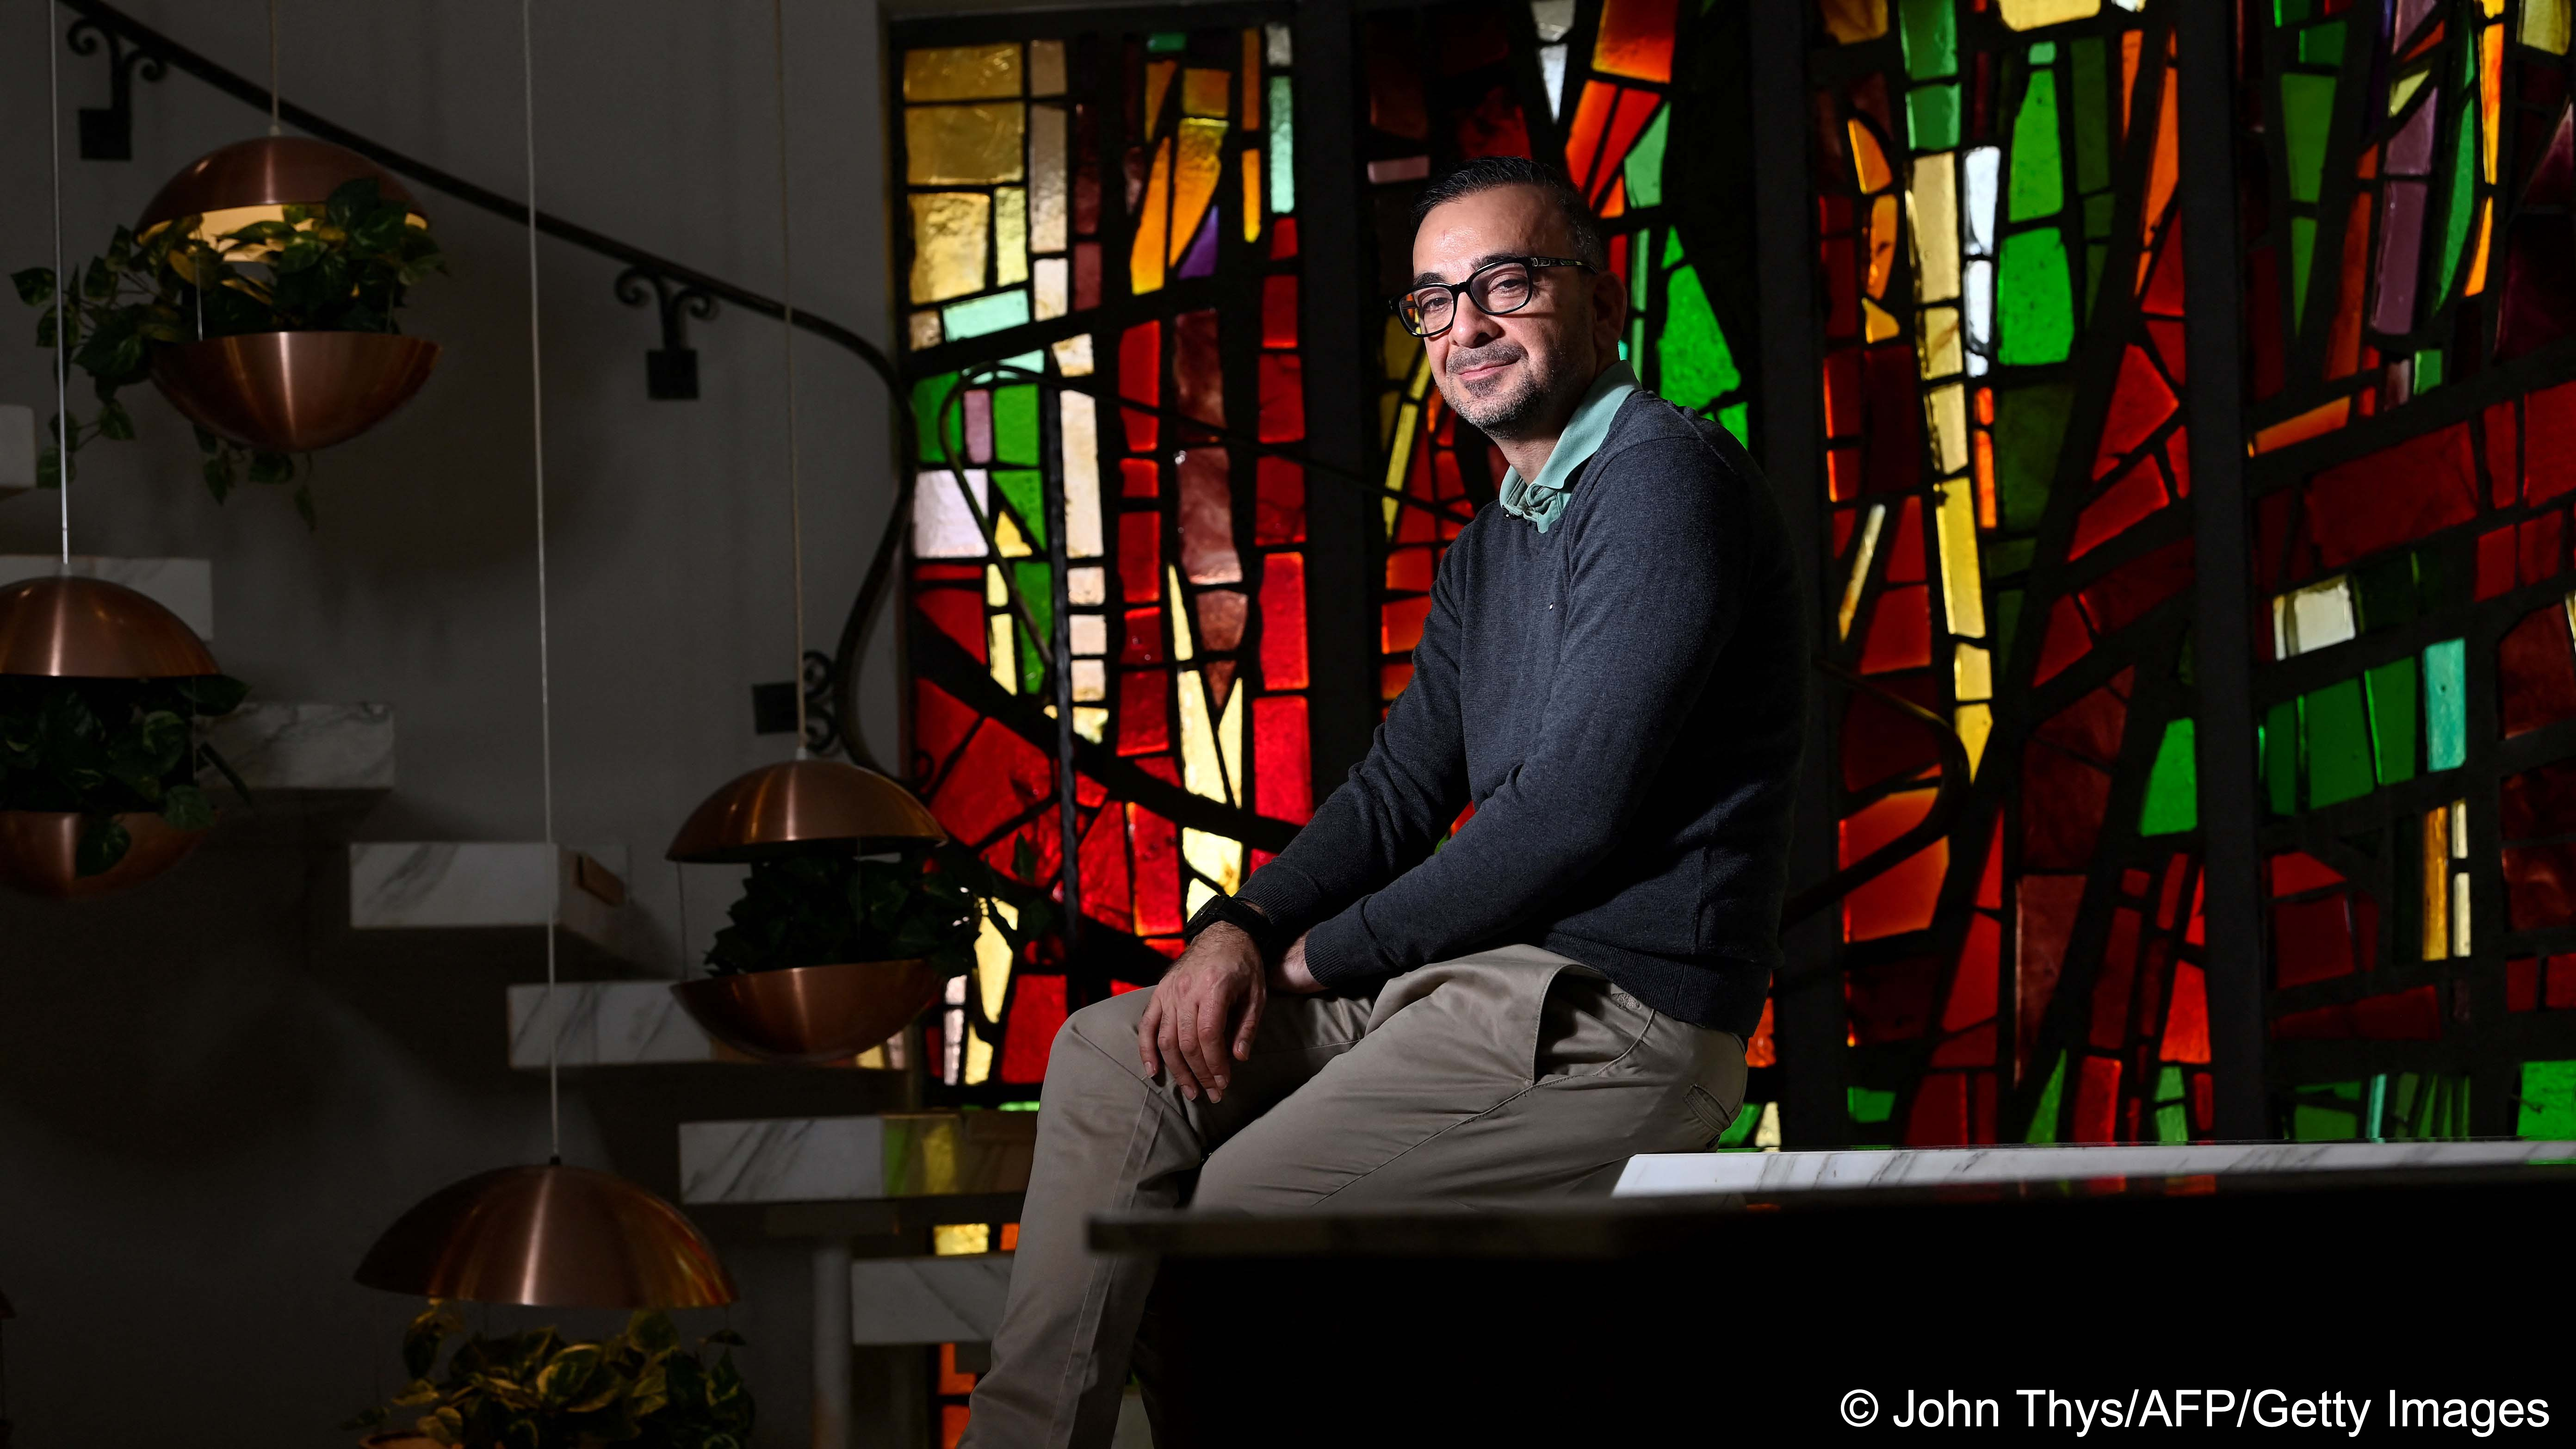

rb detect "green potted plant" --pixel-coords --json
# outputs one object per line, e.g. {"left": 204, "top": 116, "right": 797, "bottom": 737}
{"left": 675, "top": 840, "right": 1055, "bottom": 1065}
{"left": 0, "top": 672, "right": 249, "bottom": 897}
{"left": 349, "top": 1304, "right": 752, "bottom": 1449}
{"left": 12, "top": 176, "right": 445, "bottom": 525}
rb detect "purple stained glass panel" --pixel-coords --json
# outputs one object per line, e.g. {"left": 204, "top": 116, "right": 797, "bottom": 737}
{"left": 2371, "top": 180, "right": 2427, "bottom": 337}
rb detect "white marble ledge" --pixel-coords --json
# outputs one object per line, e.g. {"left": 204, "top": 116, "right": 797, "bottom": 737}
{"left": 849, "top": 1255, "right": 1012, "bottom": 1346}
{"left": 678, "top": 1111, "right": 1037, "bottom": 1205}
{"left": 506, "top": 980, "right": 905, "bottom": 1070}
{"left": 0, "top": 404, "right": 32, "bottom": 495}
{"left": 349, "top": 842, "right": 627, "bottom": 957}
{"left": 0, "top": 555, "right": 213, "bottom": 639}
{"left": 207, "top": 701, "right": 395, "bottom": 793}
{"left": 1611, "top": 1140, "right": 2576, "bottom": 1197}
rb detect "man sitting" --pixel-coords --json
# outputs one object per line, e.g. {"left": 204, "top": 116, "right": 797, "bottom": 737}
{"left": 963, "top": 155, "right": 1807, "bottom": 1449}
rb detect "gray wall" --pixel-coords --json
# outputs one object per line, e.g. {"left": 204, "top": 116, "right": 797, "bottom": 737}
{"left": 0, "top": 1, "right": 926, "bottom": 1441}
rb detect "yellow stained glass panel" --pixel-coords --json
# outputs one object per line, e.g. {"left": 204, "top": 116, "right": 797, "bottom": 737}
{"left": 1924, "top": 382, "right": 1969, "bottom": 476}
{"left": 1819, "top": 0, "right": 1888, "bottom": 44}
{"left": 1218, "top": 676, "right": 1244, "bottom": 806}
{"left": 1062, "top": 392, "right": 1102, "bottom": 557}
{"left": 1179, "top": 676, "right": 1224, "bottom": 803}
{"left": 1145, "top": 60, "right": 1178, "bottom": 130}
{"left": 1865, "top": 195, "right": 1899, "bottom": 297}
{"left": 1847, "top": 118, "right": 1894, "bottom": 193}
{"left": 1933, "top": 471, "right": 1987, "bottom": 637}
{"left": 1183, "top": 828, "right": 1245, "bottom": 895}
{"left": 1863, "top": 296, "right": 1901, "bottom": 342}
{"left": 2524, "top": 0, "right": 2572, "bottom": 55}
{"left": 933, "top": 1224, "right": 991, "bottom": 1256}
{"left": 1836, "top": 502, "right": 1887, "bottom": 639}
{"left": 995, "top": 187, "right": 1028, "bottom": 285}
{"left": 1183, "top": 67, "right": 1231, "bottom": 118}
{"left": 1029, "top": 39, "right": 1066, "bottom": 96}
{"left": 904, "top": 43, "right": 1020, "bottom": 102}
{"left": 995, "top": 509, "right": 1033, "bottom": 558}
{"left": 987, "top": 614, "right": 1015, "bottom": 694}
{"left": 1131, "top": 138, "right": 1173, "bottom": 295}
{"left": 1166, "top": 567, "right": 1196, "bottom": 661}
{"left": 1999, "top": 0, "right": 2101, "bottom": 30}
{"left": 909, "top": 104, "right": 1026, "bottom": 186}
{"left": 2421, "top": 807, "right": 2450, "bottom": 959}
{"left": 909, "top": 192, "right": 990, "bottom": 303}
{"left": 1169, "top": 118, "right": 1227, "bottom": 264}
{"left": 1030, "top": 105, "right": 1068, "bottom": 253}
{"left": 1907, "top": 153, "right": 1960, "bottom": 302}
{"left": 1956, "top": 704, "right": 1993, "bottom": 777}
{"left": 1954, "top": 642, "right": 1994, "bottom": 701}
{"left": 1918, "top": 305, "right": 1963, "bottom": 379}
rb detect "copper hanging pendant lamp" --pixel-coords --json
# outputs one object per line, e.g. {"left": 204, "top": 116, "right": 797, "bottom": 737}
{"left": 354, "top": 1164, "right": 736, "bottom": 1309}
{"left": 672, "top": 957, "right": 942, "bottom": 1065}
{"left": 0, "top": 575, "right": 219, "bottom": 678}
{"left": 667, "top": 757, "right": 944, "bottom": 863}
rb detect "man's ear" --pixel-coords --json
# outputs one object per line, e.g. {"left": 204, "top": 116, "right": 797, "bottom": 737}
{"left": 1592, "top": 264, "right": 1629, "bottom": 360}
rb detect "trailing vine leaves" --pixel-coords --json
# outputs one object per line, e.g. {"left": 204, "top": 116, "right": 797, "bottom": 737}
{"left": 347, "top": 1303, "right": 754, "bottom": 1449}
{"left": 0, "top": 674, "right": 251, "bottom": 875}
{"left": 10, "top": 178, "right": 443, "bottom": 524}
{"left": 705, "top": 839, "right": 1057, "bottom": 978}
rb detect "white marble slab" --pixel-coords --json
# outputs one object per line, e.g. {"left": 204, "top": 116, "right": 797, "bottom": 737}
{"left": 1611, "top": 1140, "right": 2576, "bottom": 1197}
{"left": 0, "top": 404, "right": 32, "bottom": 495}
{"left": 848, "top": 1255, "right": 1013, "bottom": 1346}
{"left": 207, "top": 701, "right": 395, "bottom": 791}
{"left": 678, "top": 1111, "right": 1036, "bottom": 1205}
{"left": 506, "top": 979, "right": 907, "bottom": 1069}
{"left": 348, "top": 841, "right": 626, "bottom": 955}
{"left": 0, "top": 555, "right": 212, "bottom": 639}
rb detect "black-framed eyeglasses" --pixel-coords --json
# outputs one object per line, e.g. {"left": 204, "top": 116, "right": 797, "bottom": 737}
{"left": 1390, "top": 255, "right": 1594, "bottom": 339}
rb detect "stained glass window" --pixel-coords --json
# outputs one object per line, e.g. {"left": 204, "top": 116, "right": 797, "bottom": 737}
{"left": 1808, "top": 0, "right": 2211, "bottom": 1147}
{"left": 896, "top": 15, "right": 1310, "bottom": 1102}
{"left": 1353, "top": 0, "right": 1763, "bottom": 708}
{"left": 2238, "top": 0, "right": 2576, "bottom": 1140}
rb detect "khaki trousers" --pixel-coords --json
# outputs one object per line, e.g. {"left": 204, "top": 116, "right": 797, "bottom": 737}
{"left": 960, "top": 945, "right": 1748, "bottom": 1449}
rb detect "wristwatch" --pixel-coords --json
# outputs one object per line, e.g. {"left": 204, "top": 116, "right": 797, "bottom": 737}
{"left": 1183, "top": 893, "right": 1295, "bottom": 961}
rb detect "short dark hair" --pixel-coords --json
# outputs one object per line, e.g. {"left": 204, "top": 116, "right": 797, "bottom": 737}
{"left": 1409, "top": 157, "right": 1606, "bottom": 270}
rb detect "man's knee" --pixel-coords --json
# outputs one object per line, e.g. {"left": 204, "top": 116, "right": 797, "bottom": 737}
{"left": 1043, "top": 989, "right": 1155, "bottom": 1093}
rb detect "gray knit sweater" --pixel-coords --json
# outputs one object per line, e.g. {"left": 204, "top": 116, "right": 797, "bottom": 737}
{"left": 1236, "top": 390, "right": 1806, "bottom": 1035}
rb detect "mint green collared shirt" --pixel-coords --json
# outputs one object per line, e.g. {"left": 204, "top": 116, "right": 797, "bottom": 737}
{"left": 1494, "top": 360, "right": 1640, "bottom": 533}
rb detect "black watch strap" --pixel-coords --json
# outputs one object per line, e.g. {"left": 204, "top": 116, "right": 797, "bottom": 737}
{"left": 1183, "top": 894, "right": 1293, "bottom": 959}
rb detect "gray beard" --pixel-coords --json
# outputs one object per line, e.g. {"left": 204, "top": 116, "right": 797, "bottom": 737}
{"left": 1442, "top": 342, "right": 1585, "bottom": 442}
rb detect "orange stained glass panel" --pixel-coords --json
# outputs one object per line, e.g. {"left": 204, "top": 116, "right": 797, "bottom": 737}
{"left": 1169, "top": 119, "right": 1227, "bottom": 265}
{"left": 2465, "top": 197, "right": 2494, "bottom": 294}
{"left": 1592, "top": 92, "right": 1663, "bottom": 203}
{"left": 1865, "top": 195, "right": 1900, "bottom": 298}
{"left": 1242, "top": 30, "right": 1263, "bottom": 129}
{"left": 1144, "top": 60, "right": 1177, "bottom": 130}
{"left": 1592, "top": 0, "right": 1679, "bottom": 84}
{"left": 1182, "top": 68, "right": 1230, "bottom": 119}
{"left": 1847, "top": 117, "right": 1895, "bottom": 192}
{"left": 904, "top": 43, "right": 1021, "bottom": 102}
{"left": 1130, "top": 138, "right": 1172, "bottom": 295}
{"left": 1859, "top": 582, "right": 1933, "bottom": 672}
{"left": 1840, "top": 786, "right": 1949, "bottom": 941}
{"left": 2482, "top": 23, "right": 2504, "bottom": 184}
{"left": 1974, "top": 428, "right": 1997, "bottom": 527}
{"left": 1242, "top": 149, "right": 1263, "bottom": 243}
{"left": 2248, "top": 397, "right": 2350, "bottom": 454}
{"left": 2137, "top": 56, "right": 2180, "bottom": 289}
{"left": 1381, "top": 661, "right": 1414, "bottom": 700}
{"left": 2121, "top": 29, "right": 2143, "bottom": 137}
{"left": 1563, "top": 82, "right": 1616, "bottom": 194}
{"left": 1382, "top": 595, "right": 1431, "bottom": 653}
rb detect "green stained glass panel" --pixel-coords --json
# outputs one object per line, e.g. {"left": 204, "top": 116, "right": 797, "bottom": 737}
{"left": 2515, "top": 1060, "right": 2576, "bottom": 1139}
{"left": 2435, "top": 110, "right": 2477, "bottom": 304}
{"left": 2139, "top": 718, "right": 2198, "bottom": 835}
{"left": 2415, "top": 347, "right": 2445, "bottom": 391}
{"left": 2264, "top": 700, "right": 2299, "bottom": 814}
{"left": 1897, "top": 0, "right": 1956, "bottom": 80}
{"left": 1012, "top": 559, "right": 1053, "bottom": 693}
{"left": 1268, "top": 78, "right": 1296, "bottom": 214}
{"left": 2304, "top": 679, "right": 2374, "bottom": 807}
{"left": 2153, "top": 1065, "right": 2188, "bottom": 1144}
{"left": 995, "top": 468, "right": 1047, "bottom": 548}
{"left": 1719, "top": 401, "right": 1749, "bottom": 444}
{"left": 2281, "top": 73, "right": 2336, "bottom": 204}
{"left": 2070, "top": 37, "right": 2109, "bottom": 196}
{"left": 2293, "top": 1081, "right": 2364, "bottom": 1141}
{"left": 2025, "top": 1052, "right": 2066, "bottom": 1142}
{"left": 1624, "top": 107, "right": 1670, "bottom": 208}
{"left": 1849, "top": 1085, "right": 1896, "bottom": 1123}
{"left": 1659, "top": 266, "right": 1743, "bottom": 409}
{"left": 2009, "top": 67, "right": 2064, "bottom": 221}
{"left": 944, "top": 288, "right": 1032, "bottom": 340}
{"left": 2365, "top": 656, "right": 2418, "bottom": 785}
{"left": 2297, "top": 21, "right": 2342, "bottom": 64}
{"left": 1992, "top": 384, "right": 2072, "bottom": 529}
{"left": 1996, "top": 228, "right": 2075, "bottom": 364}
{"left": 2425, "top": 638, "right": 2466, "bottom": 769}
{"left": 993, "top": 384, "right": 1042, "bottom": 465}
{"left": 1146, "top": 31, "right": 1185, "bottom": 52}
{"left": 913, "top": 372, "right": 965, "bottom": 463}
{"left": 2290, "top": 214, "right": 2318, "bottom": 322}
{"left": 1716, "top": 1101, "right": 1766, "bottom": 1147}
{"left": 1907, "top": 84, "right": 1961, "bottom": 151}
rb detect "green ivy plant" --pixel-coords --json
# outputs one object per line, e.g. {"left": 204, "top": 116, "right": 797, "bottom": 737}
{"left": 347, "top": 1305, "right": 753, "bottom": 1449}
{"left": 706, "top": 839, "right": 1056, "bottom": 978}
{"left": 0, "top": 674, "right": 250, "bottom": 875}
{"left": 11, "top": 178, "right": 446, "bottom": 526}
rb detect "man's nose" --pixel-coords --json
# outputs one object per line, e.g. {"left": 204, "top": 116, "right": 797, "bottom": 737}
{"left": 1450, "top": 299, "right": 1503, "bottom": 348}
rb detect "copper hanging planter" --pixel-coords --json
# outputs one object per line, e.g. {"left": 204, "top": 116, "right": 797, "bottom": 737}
{"left": 138, "top": 136, "right": 424, "bottom": 238}
{"left": 668, "top": 758, "right": 946, "bottom": 863}
{"left": 671, "top": 959, "right": 943, "bottom": 1065}
{"left": 354, "top": 1163, "right": 737, "bottom": 1310}
{"left": 0, "top": 576, "right": 219, "bottom": 679}
{"left": 149, "top": 331, "right": 440, "bottom": 454}
{"left": 0, "top": 811, "right": 209, "bottom": 899}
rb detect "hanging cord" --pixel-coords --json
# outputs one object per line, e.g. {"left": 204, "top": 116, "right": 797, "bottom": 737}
{"left": 519, "top": 0, "right": 562, "bottom": 1165}
{"left": 265, "top": 0, "right": 281, "bottom": 135}
{"left": 48, "top": 0, "right": 70, "bottom": 568}
{"left": 772, "top": 0, "right": 808, "bottom": 758}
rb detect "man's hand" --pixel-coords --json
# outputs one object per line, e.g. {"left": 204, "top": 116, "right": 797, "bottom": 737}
{"left": 1140, "top": 921, "right": 1264, "bottom": 1102}
{"left": 1271, "top": 932, "right": 1323, "bottom": 995}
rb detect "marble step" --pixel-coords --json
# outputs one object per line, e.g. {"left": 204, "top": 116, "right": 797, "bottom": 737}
{"left": 677, "top": 1111, "right": 1037, "bottom": 1206}
{"left": 1610, "top": 1139, "right": 2576, "bottom": 1197}
{"left": 848, "top": 1254, "right": 1012, "bottom": 1346}
{"left": 0, "top": 404, "right": 31, "bottom": 495}
{"left": 0, "top": 555, "right": 213, "bottom": 639}
{"left": 205, "top": 701, "right": 395, "bottom": 841}
{"left": 505, "top": 979, "right": 905, "bottom": 1070}
{"left": 349, "top": 841, "right": 628, "bottom": 960}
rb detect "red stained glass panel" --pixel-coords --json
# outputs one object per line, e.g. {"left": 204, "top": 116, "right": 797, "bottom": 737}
{"left": 1119, "top": 322, "right": 1160, "bottom": 452}
{"left": 1259, "top": 553, "right": 1309, "bottom": 689}
{"left": 2302, "top": 424, "right": 2479, "bottom": 568}
{"left": 1252, "top": 695, "right": 1313, "bottom": 824}
{"left": 999, "top": 974, "right": 1068, "bottom": 1083}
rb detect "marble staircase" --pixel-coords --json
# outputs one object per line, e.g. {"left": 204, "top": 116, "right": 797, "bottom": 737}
{"left": 350, "top": 841, "right": 634, "bottom": 965}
